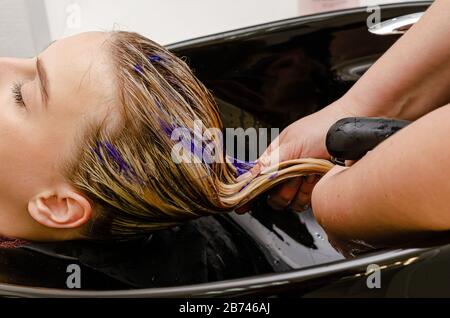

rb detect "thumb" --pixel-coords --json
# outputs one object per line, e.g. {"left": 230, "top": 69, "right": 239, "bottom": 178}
{"left": 258, "top": 142, "right": 299, "bottom": 172}
{"left": 236, "top": 147, "right": 282, "bottom": 181}
{"left": 236, "top": 162, "right": 261, "bottom": 182}
{"left": 236, "top": 143, "right": 290, "bottom": 182}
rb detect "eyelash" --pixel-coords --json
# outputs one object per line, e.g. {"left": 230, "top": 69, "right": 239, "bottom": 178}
{"left": 11, "top": 81, "right": 25, "bottom": 107}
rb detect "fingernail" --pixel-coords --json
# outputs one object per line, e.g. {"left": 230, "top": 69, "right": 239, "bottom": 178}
{"left": 300, "top": 204, "right": 310, "bottom": 211}
{"left": 292, "top": 203, "right": 310, "bottom": 212}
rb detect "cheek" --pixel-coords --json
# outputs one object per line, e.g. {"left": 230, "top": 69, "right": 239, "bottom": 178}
{"left": 0, "top": 136, "right": 44, "bottom": 202}
{"left": 0, "top": 86, "right": 88, "bottom": 201}
{"left": 0, "top": 113, "right": 53, "bottom": 203}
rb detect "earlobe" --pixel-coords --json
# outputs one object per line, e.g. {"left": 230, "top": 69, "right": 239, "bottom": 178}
{"left": 28, "top": 187, "right": 92, "bottom": 229}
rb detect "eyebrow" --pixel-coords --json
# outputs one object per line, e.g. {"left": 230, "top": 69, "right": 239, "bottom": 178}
{"left": 36, "top": 57, "right": 49, "bottom": 108}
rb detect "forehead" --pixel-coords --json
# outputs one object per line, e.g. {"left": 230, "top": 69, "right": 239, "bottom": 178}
{"left": 39, "top": 32, "right": 117, "bottom": 119}
{"left": 41, "top": 32, "right": 113, "bottom": 83}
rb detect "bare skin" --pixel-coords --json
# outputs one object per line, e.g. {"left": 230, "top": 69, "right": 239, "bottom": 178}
{"left": 0, "top": 32, "right": 117, "bottom": 241}
{"left": 314, "top": 104, "right": 450, "bottom": 245}
{"left": 246, "top": 0, "right": 450, "bottom": 248}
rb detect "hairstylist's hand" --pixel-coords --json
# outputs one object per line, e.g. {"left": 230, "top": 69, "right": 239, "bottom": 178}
{"left": 236, "top": 97, "right": 359, "bottom": 213}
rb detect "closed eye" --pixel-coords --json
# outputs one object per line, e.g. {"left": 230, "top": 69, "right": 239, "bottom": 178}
{"left": 11, "top": 81, "right": 26, "bottom": 108}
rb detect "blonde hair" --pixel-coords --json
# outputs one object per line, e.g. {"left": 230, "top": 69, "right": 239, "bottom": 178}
{"left": 67, "top": 31, "right": 334, "bottom": 240}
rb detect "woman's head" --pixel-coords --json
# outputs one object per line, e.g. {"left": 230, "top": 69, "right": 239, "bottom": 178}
{"left": 0, "top": 31, "right": 235, "bottom": 241}
{"left": 0, "top": 32, "right": 116, "bottom": 240}
{"left": 0, "top": 30, "right": 332, "bottom": 242}
{"left": 69, "top": 31, "right": 237, "bottom": 240}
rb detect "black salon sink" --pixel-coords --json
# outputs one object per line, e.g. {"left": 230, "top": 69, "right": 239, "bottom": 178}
{"left": 3, "top": 1, "right": 450, "bottom": 298}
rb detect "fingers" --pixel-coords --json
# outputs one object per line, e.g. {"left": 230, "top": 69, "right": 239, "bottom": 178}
{"left": 258, "top": 142, "right": 295, "bottom": 171}
{"left": 236, "top": 163, "right": 261, "bottom": 182}
{"left": 236, "top": 175, "right": 320, "bottom": 214}
{"left": 290, "top": 175, "right": 320, "bottom": 212}
{"left": 234, "top": 163, "right": 262, "bottom": 214}
{"left": 267, "top": 174, "right": 321, "bottom": 212}
{"left": 267, "top": 177, "right": 302, "bottom": 210}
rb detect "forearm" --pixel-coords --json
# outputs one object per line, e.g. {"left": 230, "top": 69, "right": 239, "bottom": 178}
{"left": 312, "top": 103, "right": 450, "bottom": 245}
{"left": 341, "top": 0, "right": 450, "bottom": 120}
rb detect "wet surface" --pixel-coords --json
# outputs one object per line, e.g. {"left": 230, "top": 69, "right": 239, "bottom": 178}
{"left": 250, "top": 198, "right": 317, "bottom": 249}
{"left": 231, "top": 199, "right": 343, "bottom": 270}
{"left": 18, "top": 215, "right": 275, "bottom": 289}
{"left": 0, "top": 208, "right": 341, "bottom": 289}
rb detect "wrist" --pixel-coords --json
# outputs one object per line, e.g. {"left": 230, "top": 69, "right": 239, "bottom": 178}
{"left": 337, "top": 89, "right": 412, "bottom": 119}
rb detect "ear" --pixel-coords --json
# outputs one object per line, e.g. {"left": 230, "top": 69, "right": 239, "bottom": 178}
{"left": 27, "top": 184, "right": 92, "bottom": 229}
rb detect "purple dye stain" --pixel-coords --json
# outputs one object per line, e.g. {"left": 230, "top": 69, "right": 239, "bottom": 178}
{"left": 133, "top": 54, "right": 162, "bottom": 75}
{"left": 180, "top": 135, "right": 207, "bottom": 164}
{"left": 133, "top": 64, "right": 144, "bottom": 75}
{"left": 159, "top": 119, "right": 175, "bottom": 138}
{"left": 231, "top": 157, "right": 256, "bottom": 177}
{"left": 268, "top": 172, "right": 278, "bottom": 180}
{"left": 155, "top": 100, "right": 163, "bottom": 110}
{"left": 103, "top": 142, "right": 131, "bottom": 173}
{"left": 148, "top": 54, "right": 162, "bottom": 62}
{"left": 162, "top": 122, "right": 217, "bottom": 165}
{"left": 93, "top": 142, "right": 104, "bottom": 163}
{"left": 92, "top": 141, "right": 141, "bottom": 183}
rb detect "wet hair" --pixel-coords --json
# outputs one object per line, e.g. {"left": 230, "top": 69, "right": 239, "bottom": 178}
{"left": 66, "top": 31, "right": 333, "bottom": 240}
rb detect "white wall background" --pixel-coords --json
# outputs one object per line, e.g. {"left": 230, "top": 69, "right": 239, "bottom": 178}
{"left": 0, "top": 0, "right": 50, "bottom": 57}
{"left": 44, "top": 0, "right": 299, "bottom": 45}
{"left": 44, "top": 0, "right": 427, "bottom": 46}
{"left": 0, "top": 0, "right": 429, "bottom": 57}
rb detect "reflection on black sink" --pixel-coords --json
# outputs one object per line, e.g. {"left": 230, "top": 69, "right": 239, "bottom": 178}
{"left": 20, "top": 215, "right": 275, "bottom": 289}
{"left": 4, "top": 203, "right": 342, "bottom": 290}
